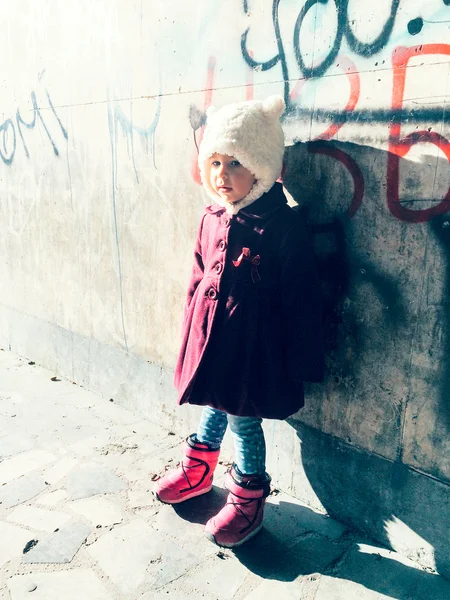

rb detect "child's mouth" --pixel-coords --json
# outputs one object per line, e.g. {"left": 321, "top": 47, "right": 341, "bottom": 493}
{"left": 218, "top": 186, "right": 232, "bottom": 193}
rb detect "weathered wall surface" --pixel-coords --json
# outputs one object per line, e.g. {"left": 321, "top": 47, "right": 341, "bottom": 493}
{"left": 1, "top": 0, "right": 450, "bottom": 576}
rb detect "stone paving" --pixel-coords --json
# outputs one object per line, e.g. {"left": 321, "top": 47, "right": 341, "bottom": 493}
{"left": 1, "top": 349, "right": 450, "bottom": 600}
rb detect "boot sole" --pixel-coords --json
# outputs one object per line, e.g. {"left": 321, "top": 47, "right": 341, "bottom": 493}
{"left": 153, "top": 484, "right": 213, "bottom": 505}
{"left": 205, "top": 522, "right": 264, "bottom": 548}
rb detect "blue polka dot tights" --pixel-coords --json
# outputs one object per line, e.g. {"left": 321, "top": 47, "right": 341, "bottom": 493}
{"left": 195, "top": 406, "right": 266, "bottom": 476}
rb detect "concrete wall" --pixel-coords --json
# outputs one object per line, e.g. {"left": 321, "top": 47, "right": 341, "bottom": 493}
{"left": 2, "top": 0, "right": 450, "bottom": 577}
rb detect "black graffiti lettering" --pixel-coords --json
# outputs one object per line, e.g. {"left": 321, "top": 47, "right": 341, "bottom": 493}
{"left": 243, "top": 0, "right": 402, "bottom": 83}
{"left": 345, "top": 0, "right": 401, "bottom": 56}
{"left": 240, "top": 29, "right": 280, "bottom": 72}
{"left": 293, "top": 0, "right": 344, "bottom": 79}
{"left": 287, "top": 105, "right": 450, "bottom": 124}
{"left": 241, "top": 0, "right": 290, "bottom": 105}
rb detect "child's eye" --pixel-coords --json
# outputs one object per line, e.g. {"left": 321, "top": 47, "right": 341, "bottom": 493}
{"left": 230, "top": 160, "right": 241, "bottom": 167}
{"left": 212, "top": 161, "right": 220, "bottom": 167}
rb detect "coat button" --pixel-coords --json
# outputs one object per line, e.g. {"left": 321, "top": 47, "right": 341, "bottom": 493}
{"left": 218, "top": 240, "right": 226, "bottom": 251}
{"left": 208, "top": 288, "right": 218, "bottom": 300}
{"left": 215, "top": 263, "right": 223, "bottom": 275}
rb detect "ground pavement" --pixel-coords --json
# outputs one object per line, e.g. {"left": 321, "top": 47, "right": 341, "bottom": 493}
{"left": 1, "top": 349, "right": 449, "bottom": 600}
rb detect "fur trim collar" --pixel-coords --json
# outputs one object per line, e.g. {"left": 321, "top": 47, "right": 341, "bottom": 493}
{"left": 214, "top": 183, "right": 264, "bottom": 215}
{"left": 206, "top": 183, "right": 287, "bottom": 218}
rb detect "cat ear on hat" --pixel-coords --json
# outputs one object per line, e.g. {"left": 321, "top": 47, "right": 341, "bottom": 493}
{"left": 261, "top": 95, "right": 285, "bottom": 119}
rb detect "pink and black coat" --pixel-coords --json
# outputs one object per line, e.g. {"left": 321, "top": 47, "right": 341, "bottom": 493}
{"left": 174, "top": 183, "right": 324, "bottom": 420}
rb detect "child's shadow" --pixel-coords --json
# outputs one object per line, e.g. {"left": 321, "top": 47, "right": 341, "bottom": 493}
{"left": 172, "top": 485, "right": 228, "bottom": 523}
{"left": 173, "top": 491, "right": 450, "bottom": 599}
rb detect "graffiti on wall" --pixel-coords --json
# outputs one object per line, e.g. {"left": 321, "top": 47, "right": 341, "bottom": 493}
{"left": 190, "top": 0, "right": 450, "bottom": 224}
{"left": 106, "top": 93, "right": 162, "bottom": 352}
{"left": 107, "top": 93, "right": 162, "bottom": 182}
{"left": 241, "top": 0, "right": 400, "bottom": 95}
{"left": 388, "top": 44, "right": 450, "bottom": 222}
{"left": 0, "top": 89, "right": 68, "bottom": 167}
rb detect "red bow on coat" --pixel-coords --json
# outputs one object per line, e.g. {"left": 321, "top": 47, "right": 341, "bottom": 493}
{"left": 232, "top": 247, "right": 261, "bottom": 284}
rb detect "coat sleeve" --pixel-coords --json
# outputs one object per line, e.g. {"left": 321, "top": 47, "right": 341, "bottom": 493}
{"left": 279, "top": 215, "right": 324, "bottom": 383}
{"left": 184, "top": 213, "right": 206, "bottom": 316}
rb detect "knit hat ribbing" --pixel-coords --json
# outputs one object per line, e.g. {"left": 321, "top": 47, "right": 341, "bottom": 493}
{"left": 198, "top": 96, "right": 286, "bottom": 214}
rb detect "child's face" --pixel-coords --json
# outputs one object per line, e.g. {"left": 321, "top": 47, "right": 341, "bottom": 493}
{"left": 208, "top": 153, "right": 256, "bottom": 204}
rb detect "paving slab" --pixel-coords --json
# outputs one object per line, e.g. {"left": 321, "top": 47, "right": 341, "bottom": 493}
{"left": 232, "top": 531, "right": 348, "bottom": 581}
{"left": 68, "top": 434, "right": 113, "bottom": 457}
{"left": 264, "top": 493, "right": 347, "bottom": 542}
{"left": 148, "top": 498, "right": 226, "bottom": 558}
{"left": 0, "top": 522, "right": 36, "bottom": 568}
{"left": 127, "top": 489, "right": 160, "bottom": 509}
{"left": 1, "top": 350, "right": 449, "bottom": 600}
{"left": 146, "top": 537, "right": 201, "bottom": 590}
{"left": 0, "top": 474, "right": 48, "bottom": 509}
{"left": 22, "top": 519, "right": 92, "bottom": 564}
{"left": 0, "top": 434, "right": 35, "bottom": 458}
{"left": 243, "top": 577, "right": 308, "bottom": 600}
{"left": 314, "top": 575, "right": 397, "bottom": 600}
{"left": 92, "top": 401, "right": 142, "bottom": 425}
{"left": 99, "top": 434, "right": 155, "bottom": 458}
{"left": 68, "top": 496, "right": 123, "bottom": 526}
{"left": 86, "top": 519, "right": 165, "bottom": 594}
{"left": 43, "top": 457, "right": 78, "bottom": 485}
{"left": 322, "top": 543, "right": 450, "bottom": 600}
{"left": 66, "top": 465, "right": 127, "bottom": 500}
{"left": 7, "top": 569, "right": 113, "bottom": 600}
{"left": 122, "top": 419, "right": 169, "bottom": 438}
{"left": 139, "top": 588, "right": 216, "bottom": 600}
{"left": 7, "top": 505, "right": 72, "bottom": 532}
{"left": 36, "top": 489, "right": 68, "bottom": 506}
{"left": 0, "top": 389, "right": 26, "bottom": 408}
{"left": 189, "top": 557, "right": 250, "bottom": 600}
{"left": 0, "top": 450, "right": 56, "bottom": 485}
{"left": 95, "top": 447, "right": 141, "bottom": 475}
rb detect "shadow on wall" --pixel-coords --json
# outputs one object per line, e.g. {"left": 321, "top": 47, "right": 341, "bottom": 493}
{"left": 281, "top": 140, "right": 450, "bottom": 579}
{"left": 284, "top": 140, "right": 450, "bottom": 436}
{"left": 287, "top": 421, "right": 450, "bottom": 584}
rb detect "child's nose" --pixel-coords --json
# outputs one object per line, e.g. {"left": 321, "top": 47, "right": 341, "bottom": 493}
{"left": 218, "top": 164, "right": 228, "bottom": 177}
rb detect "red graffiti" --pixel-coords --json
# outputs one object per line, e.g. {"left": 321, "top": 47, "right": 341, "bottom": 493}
{"left": 192, "top": 45, "right": 450, "bottom": 225}
{"left": 245, "top": 50, "right": 254, "bottom": 101}
{"left": 191, "top": 56, "right": 216, "bottom": 185}
{"left": 289, "top": 55, "right": 360, "bottom": 142}
{"left": 387, "top": 44, "right": 450, "bottom": 223}
{"left": 316, "top": 56, "right": 361, "bottom": 142}
{"left": 308, "top": 144, "right": 364, "bottom": 218}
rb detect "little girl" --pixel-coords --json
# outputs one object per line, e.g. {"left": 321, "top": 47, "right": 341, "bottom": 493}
{"left": 154, "top": 96, "right": 324, "bottom": 548}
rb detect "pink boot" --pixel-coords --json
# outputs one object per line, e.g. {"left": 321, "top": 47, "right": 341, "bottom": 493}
{"left": 153, "top": 435, "right": 220, "bottom": 504}
{"left": 205, "top": 466, "right": 271, "bottom": 547}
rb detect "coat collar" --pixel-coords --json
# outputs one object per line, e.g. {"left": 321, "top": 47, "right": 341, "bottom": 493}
{"left": 205, "top": 183, "right": 287, "bottom": 220}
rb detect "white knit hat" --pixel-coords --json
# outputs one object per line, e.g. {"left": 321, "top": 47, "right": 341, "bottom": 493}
{"left": 198, "top": 96, "right": 286, "bottom": 214}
